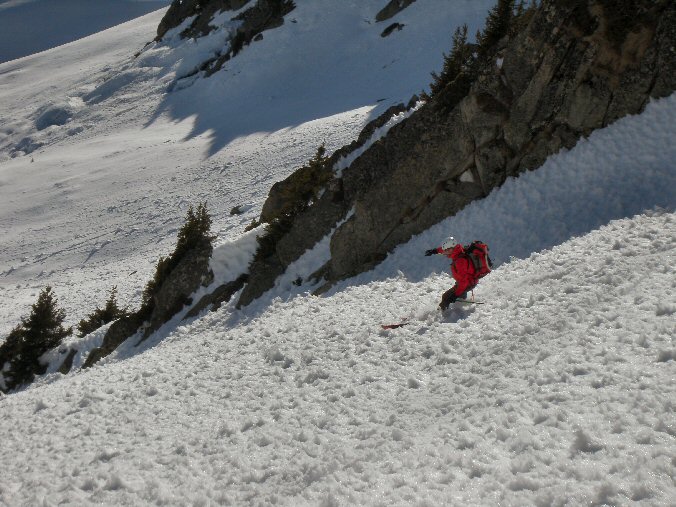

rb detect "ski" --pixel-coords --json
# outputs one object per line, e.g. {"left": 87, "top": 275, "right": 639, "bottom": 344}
{"left": 381, "top": 322, "right": 410, "bottom": 330}
{"left": 381, "top": 300, "right": 484, "bottom": 329}
{"left": 380, "top": 317, "right": 412, "bottom": 329}
{"left": 381, "top": 317, "right": 410, "bottom": 329}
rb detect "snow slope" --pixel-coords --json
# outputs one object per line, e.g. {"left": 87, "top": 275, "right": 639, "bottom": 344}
{"left": 1, "top": 210, "right": 673, "bottom": 506}
{"left": 0, "top": 0, "right": 171, "bottom": 64}
{"left": 1, "top": 2, "right": 675, "bottom": 504}
{"left": 0, "top": 0, "right": 495, "bottom": 336}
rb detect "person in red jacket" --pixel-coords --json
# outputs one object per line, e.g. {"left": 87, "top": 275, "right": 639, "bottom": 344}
{"left": 425, "top": 236, "right": 491, "bottom": 310}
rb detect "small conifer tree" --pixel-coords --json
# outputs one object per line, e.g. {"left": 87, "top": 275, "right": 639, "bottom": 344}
{"left": 0, "top": 326, "right": 23, "bottom": 373}
{"left": 140, "top": 202, "right": 215, "bottom": 317}
{"left": 510, "top": 1, "right": 539, "bottom": 36}
{"left": 3, "top": 287, "right": 72, "bottom": 390}
{"left": 77, "top": 286, "right": 127, "bottom": 337}
{"left": 175, "top": 202, "right": 215, "bottom": 258}
{"left": 430, "top": 24, "right": 474, "bottom": 96}
{"left": 278, "top": 144, "right": 331, "bottom": 213}
{"left": 477, "top": 0, "right": 515, "bottom": 60}
{"left": 428, "top": 0, "right": 538, "bottom": 110}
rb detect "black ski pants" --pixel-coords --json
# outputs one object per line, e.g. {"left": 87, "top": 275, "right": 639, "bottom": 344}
{"left": 439, "top": 284, "right": 473, "bottom": 310}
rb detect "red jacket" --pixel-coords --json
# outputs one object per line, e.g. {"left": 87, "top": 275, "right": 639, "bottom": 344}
{"left": 437, "top": 244, "right": 478, "bottom": 296}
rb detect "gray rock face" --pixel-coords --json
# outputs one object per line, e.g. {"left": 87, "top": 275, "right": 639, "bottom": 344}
{"left": 156, "top": 0, "right": 296, "bottom": 76}
{"left": 237, "top": 102, "right": 412, "bottom": 307}
{"left": 143, "top": 242, "right": 214, "bottom": 337}
{"left": 325, "top": 0, "right": 675, "bottom": 283}
{"left": 241, "top": 0, "right": 675, "bottom": 302}
{"left": 83, "top": 241, "right": 213, "bottom": 367}
{"left": 156, "top": 0, "right": 252, "bottom": 40}
{"left": 259, "top": 114, "right": 392, "bottom": 225}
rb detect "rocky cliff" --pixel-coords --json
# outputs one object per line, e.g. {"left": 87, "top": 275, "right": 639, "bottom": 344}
{"left": 239, "top": 0, "right": 675, "bottom": 305}
{"left": 156, "top": 0, "right": 296, "bottom": 77}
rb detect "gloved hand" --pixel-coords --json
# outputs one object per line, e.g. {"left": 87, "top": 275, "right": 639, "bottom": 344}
{"left": 424, "top": 249, "right": 437, "bottom": 256}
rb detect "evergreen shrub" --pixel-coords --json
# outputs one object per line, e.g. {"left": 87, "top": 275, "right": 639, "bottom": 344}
{"left": 0, "top": 287, "right": 72, "bottom": 392}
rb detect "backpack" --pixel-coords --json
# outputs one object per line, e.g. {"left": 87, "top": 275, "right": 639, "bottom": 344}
{"left": 465, "top": 241, "right": 492, "bottom": 278}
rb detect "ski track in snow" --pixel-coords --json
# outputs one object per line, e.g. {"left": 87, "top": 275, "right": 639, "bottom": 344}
{"left": 1, "top": 212, "right": 674, "bottom": 506}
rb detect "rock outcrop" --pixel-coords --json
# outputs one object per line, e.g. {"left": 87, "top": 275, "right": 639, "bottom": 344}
{"left": 142, "top": 243, "right": 214, "bottom": 337}
{"left": 325, "top": 0, "right": 674, "bottom": 284}
{"left": 240, "top": 0, "right": 675, "bottom": 305}
{"left": 82, "top": 240, "right": 213, "bottom": 368}
{"left": 237, "top": 102, "right": 414, "bottom": 307}
{"left": 156, "top": 0, "right": 252, "bottom": 40}
{"left": 156, "top": 0, "right": 296, "bottom": 77}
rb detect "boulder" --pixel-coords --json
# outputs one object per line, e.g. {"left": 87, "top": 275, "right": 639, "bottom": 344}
{"left": 381, "top": 23, "right": 405, "bottom": 38}
{"left": 83, "top": 314, "right": 143, "bottom": 368}
{"left": 184, "top": 274, "right": 249, "bottom": 318}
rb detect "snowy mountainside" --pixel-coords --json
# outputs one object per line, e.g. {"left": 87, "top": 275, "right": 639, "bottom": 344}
{"left": 1, "top": 210, "right": 674, "bottom": 506}
{"left": 0, "top": 0, "right": 495, "bottom": 335}
{"left": 40, "top": 93, "right": 675, "bottom": 375}
{"left": 0, "top": 1, "right": 675, "bottom": 503}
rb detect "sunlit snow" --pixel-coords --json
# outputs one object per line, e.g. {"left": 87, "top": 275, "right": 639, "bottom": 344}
{"left": 0, "top": 1, "right": 675, "bottom": 506}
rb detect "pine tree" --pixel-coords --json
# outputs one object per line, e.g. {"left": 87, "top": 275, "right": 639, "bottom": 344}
{"left": 0, "top": 326, "right": 23, "bottom": 393}
{"left": 510, "top": 1, "right": 539, "bottom": 36}
{"left": 254, "top": 144, "right": 331, "bottom": 261}
{"left": 285, "top": 143, "right": 331, "bottom": 207}
{"left": 430, "top": 24, "right": 474, "bottom": 96}
{"left": 175, "top": 202, "right": 215, "bottom": 258}
{"left": 20, "top": 287, "right": 71, "bottom": 351}
{"left": 4, "top": 287, "right": 72, "bottom": 390}
{"left": 0, "top": 326, "right": 23, "bottom": 372}
{"left": 140, "top": 202, "right": 215, "bottom": 317}
{"left": 77, "top": 286, "right": 127, "bottom": 337}
{"left": 477, "top": 0, "right": 515, "bottom": 59}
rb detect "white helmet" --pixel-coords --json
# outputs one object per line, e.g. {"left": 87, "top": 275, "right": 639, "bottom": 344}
{"left": 441, "top": 236, "right": 457, "bottom": 250}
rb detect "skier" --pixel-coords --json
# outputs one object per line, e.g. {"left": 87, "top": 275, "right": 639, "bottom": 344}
{"left": 425, "top": 237, "right": 492, "bottom": 310}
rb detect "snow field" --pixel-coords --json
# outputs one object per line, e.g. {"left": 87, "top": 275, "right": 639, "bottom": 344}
{"left": 0, "top": 1, "right": 675, "bottom": 505}
{"left": 1, "top": 211, "right": 674, "bottom": 506}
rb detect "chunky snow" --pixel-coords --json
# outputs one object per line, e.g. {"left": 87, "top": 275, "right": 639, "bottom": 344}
{"left": 1, "top": 210, "right": 674, "bottom": 506}
{"left": 0, "top": 0, "right": 675, "bottom": 505}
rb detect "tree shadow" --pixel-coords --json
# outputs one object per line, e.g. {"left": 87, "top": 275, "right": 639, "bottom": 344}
{"left": 144, "top": 67, "right": 398, "bottom": 157}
